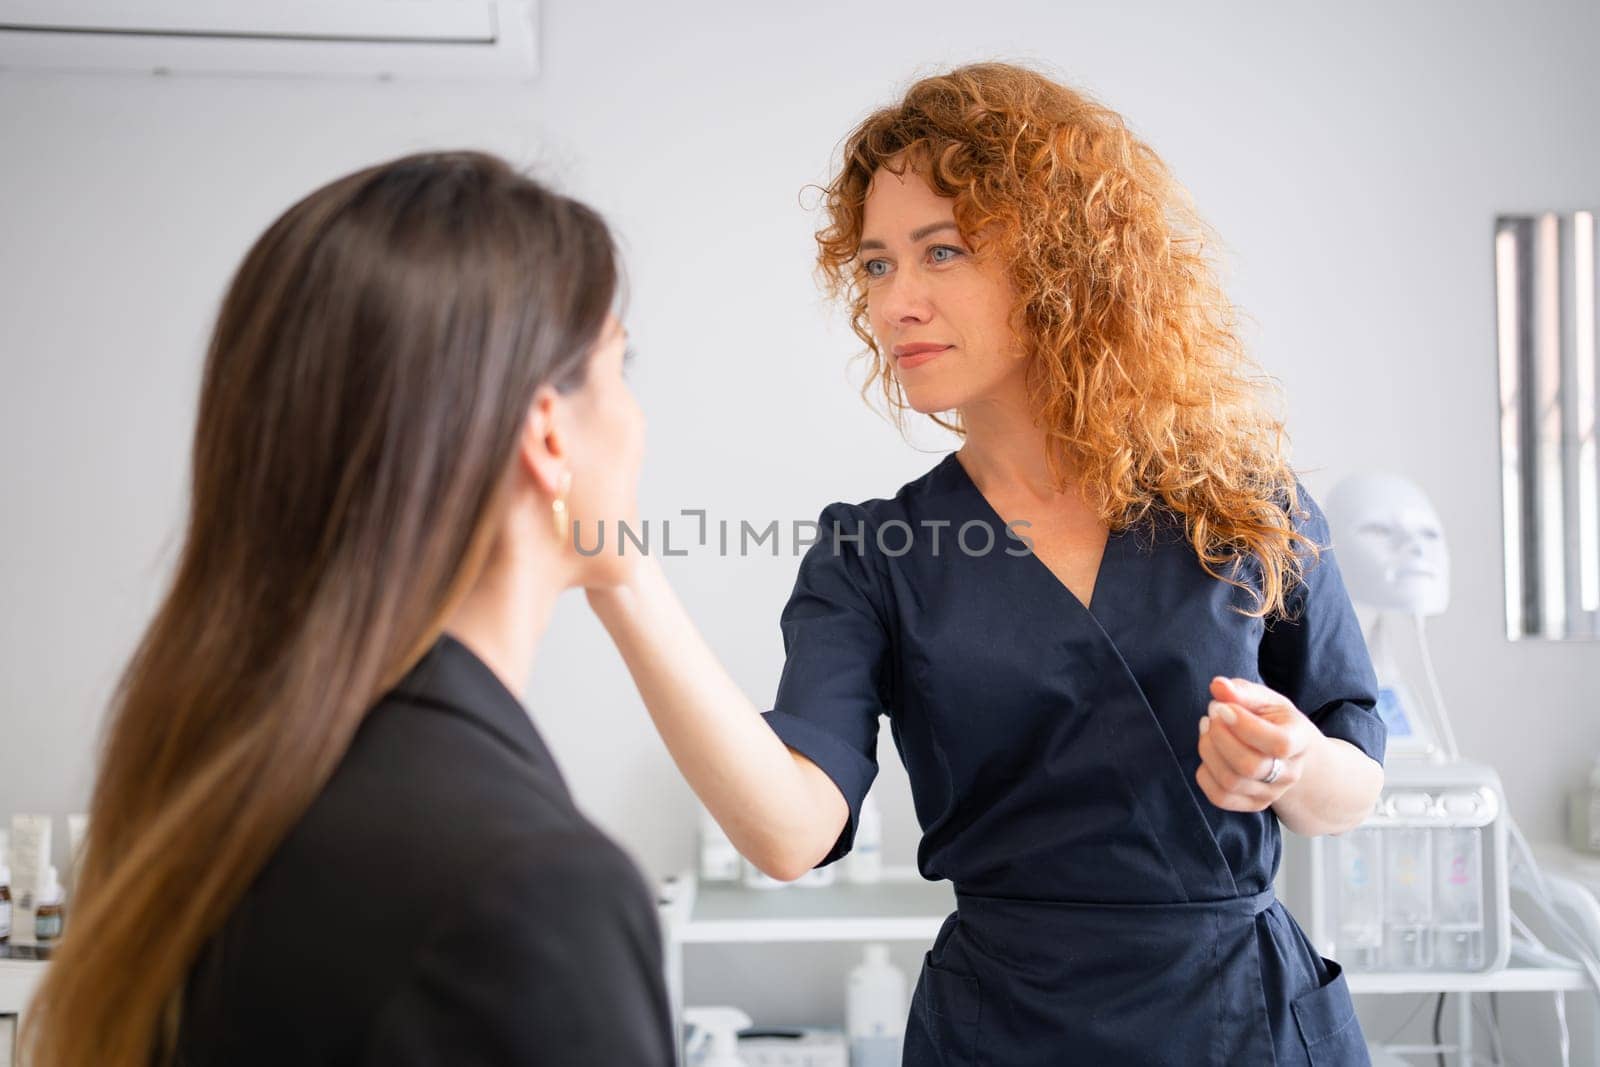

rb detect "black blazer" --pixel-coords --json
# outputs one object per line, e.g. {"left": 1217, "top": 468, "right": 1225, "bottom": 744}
{"left": 174, "top": 632, "right": 674, "bottom": 1066}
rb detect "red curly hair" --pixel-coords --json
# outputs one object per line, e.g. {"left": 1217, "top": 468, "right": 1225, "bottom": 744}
{"left": 812, "top": 60, "right": 1320, "bottom": 620}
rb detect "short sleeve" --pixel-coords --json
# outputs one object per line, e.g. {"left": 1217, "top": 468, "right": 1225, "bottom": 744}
{"left": 362, "top": 833, "right": 674, "bottom": 1066}
{"left": 762, "top": 501, "right": 892, "bottom": 868}
{"left": 1258, "top": 480, "right": 1387, "bottom": 767}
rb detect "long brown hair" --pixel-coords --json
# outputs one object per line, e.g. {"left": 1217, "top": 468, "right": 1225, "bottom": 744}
{"left": 813, "top": 61, "right": 1317, "bottom": 619}
{"left": 23, "top": 150, "right": 621, "bottom": 1065}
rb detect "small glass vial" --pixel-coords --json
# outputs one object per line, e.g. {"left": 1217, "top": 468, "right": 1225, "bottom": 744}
{"left": 0, "top": 827, "right": 10, "bottom": 946}
{"left": 34, "top": 865, "right": 64, "bottom": 946}
{"left": 0, "top": 862, "right": 12, "bottom": 945}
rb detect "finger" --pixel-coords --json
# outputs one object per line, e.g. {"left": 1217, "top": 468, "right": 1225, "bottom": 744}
{"left": 1198, "top": 740, "right": 1275, "bottom": 801}
{"left": 1204, "top": 706, "right": 1280, "bottom": 781}
{"left": 1208, "top": 699, "right": 1296, "bottom": 760}
{"left": 1197, "top": 725, "right": 1274, "bottom": 799}
{"left": 1195, "top": 761, "right": 1229, "bottom": 808}
{"left": 1196, "top": 762, "right": 1266, "bottom": 812}
{"left": 1210, "top": 675, "right": 1293, "bottom": 714}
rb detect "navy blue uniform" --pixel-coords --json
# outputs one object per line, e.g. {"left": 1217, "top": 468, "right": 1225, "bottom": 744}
{"left": 762, "top": 452, "right": 1385, "bottom": 1066}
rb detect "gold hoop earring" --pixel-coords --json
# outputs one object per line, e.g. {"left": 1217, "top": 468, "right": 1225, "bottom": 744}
{"left": 551, "top": 470, "right": 573, "bottom": 545}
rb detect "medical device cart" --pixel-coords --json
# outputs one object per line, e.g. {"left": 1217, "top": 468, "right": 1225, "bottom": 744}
{"left": 1277, "top": 754, "right": 1597, "bottom": 1066}
{"left": 1344, "top": 959, "right": 1588, "bottom": 1064}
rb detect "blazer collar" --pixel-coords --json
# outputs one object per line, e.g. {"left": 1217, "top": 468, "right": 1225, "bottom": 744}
{"left": 386, "top": 631, "right": 570, "bottom": 796}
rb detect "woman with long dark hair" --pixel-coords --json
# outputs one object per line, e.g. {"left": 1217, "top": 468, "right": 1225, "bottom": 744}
{"left": 24, "top": 151, "right": 670, "bottom": 1065}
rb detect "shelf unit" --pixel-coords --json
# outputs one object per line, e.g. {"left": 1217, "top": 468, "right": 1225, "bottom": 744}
{"left": 0, "top": 957, "right": 48, "bottom": 1066}
{"left": 655, "top": 866, "right": 951, "bottom": 1064}
{"left": 655, "top": 869, "right": 1593, "bottom": 1066}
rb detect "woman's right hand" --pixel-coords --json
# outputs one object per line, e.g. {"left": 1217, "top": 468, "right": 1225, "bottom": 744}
{"left": 582, "top": 546, "right": 658, "bottom": 623}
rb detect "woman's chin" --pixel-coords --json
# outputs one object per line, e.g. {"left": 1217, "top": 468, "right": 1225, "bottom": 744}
{"left": 900, "top": 387, "right": 961, "bottom": 416}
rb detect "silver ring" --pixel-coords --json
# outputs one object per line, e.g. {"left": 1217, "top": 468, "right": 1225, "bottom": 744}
{"left": 1260, "top": 757, "right": 1284, "bottom": 785}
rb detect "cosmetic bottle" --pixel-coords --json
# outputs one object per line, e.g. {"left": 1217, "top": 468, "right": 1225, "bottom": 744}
{"left": 34, "top": 866, "right": 64, "bottom": 945}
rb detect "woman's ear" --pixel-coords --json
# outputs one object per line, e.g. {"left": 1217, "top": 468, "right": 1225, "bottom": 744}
{"left": 518, "top": 384, "right": 569, "bottom": 498}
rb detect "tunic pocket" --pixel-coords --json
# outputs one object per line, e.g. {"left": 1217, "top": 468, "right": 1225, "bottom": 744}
{"left": 1291, "top": 956, "right": 1370, "bottom": 1065}
{"left": 919, "top": 949, "right": 981, "bottom": 1065}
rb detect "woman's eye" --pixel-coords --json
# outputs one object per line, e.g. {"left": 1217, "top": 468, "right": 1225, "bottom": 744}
{"left": 862, "top": 245, "right": 962, "bottom": 278}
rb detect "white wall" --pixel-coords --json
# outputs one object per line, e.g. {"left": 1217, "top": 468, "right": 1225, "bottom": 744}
{"left": 3, "top": 0, "right": 1597, "bottom": 1057}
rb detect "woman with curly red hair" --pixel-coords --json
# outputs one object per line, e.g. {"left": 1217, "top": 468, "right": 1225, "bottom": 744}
{"left": 593, "top": 62, "right": 1384, "bottom": 1064}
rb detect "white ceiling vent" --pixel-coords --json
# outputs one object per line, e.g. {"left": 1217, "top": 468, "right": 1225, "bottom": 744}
{"left": 0, "top": 1, "right": 539, "bottom": 81}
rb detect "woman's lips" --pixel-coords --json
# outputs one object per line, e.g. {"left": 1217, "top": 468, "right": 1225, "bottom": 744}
{"left": 896, "top": 345, "right": 950, "bottom": 369}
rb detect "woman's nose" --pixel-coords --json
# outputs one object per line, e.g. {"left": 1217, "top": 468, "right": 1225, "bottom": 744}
{"left": 879, "top": 270, "right": 933, "bottom": 323}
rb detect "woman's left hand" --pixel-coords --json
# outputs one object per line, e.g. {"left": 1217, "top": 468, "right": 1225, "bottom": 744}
{"left": 1195, "top": 676, "right": 1320, "bottom": 812}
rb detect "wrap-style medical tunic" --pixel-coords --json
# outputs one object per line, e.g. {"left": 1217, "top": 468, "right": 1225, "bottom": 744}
{"left": 761, "top": 451, "right": 1386, "bottom": 1067}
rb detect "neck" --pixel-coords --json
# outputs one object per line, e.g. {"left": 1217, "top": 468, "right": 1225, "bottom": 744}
{"left": 955, "top": 376, "right": 1071, "bottom": 503}
{"left": 444, "top": 540, "right": 565, "bottom": 703}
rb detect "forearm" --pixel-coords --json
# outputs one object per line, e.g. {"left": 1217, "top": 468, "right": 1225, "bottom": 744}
{"left": 1272, "top": 735, "right": 1383, "bottom": 837}
{"left": 587, "top": 555, "right": 833, "bottom": 876}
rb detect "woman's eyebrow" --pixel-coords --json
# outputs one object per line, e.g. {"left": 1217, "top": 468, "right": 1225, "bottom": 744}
{"left": 857, "top": 220, "right": 960, "bottom": 253}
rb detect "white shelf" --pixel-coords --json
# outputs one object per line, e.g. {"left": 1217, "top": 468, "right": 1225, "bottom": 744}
{"left": 661, "top": 870, "right": 954, "bottom": 945}
{"left": 1347, "top": 965, "right": 1587, "bottom": 995}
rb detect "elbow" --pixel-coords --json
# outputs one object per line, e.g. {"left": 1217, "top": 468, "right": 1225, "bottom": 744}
{"left": 1282, "top": 810, "right": 1360, "bottom": 839}
{"left": 744, "top": 821, "right": 839, "bottom": 883}
{"left": 764, "top": 858, "right": 813, "bottom": 883}
{"left": 1324, "top": 811, "right": 1371, "bottom": 837}
{"left": 750, "top": 833, "right": 834, "bottom": 882}
{"left": 750, "top": 751, "right": 852, "bottom": 882}
{"left": 747, "top": 848, "right": 812, "bottom": 884}
{"left": 1346, "top": 757, "right": 1384, "bottom": 832}
{"left": 722, "top": 826, "right": 801, "bottom": 883}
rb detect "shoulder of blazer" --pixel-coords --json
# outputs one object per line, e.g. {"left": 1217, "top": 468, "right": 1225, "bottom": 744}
{"left": 380, "top": 632, "right": 569, "bottom": 780}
